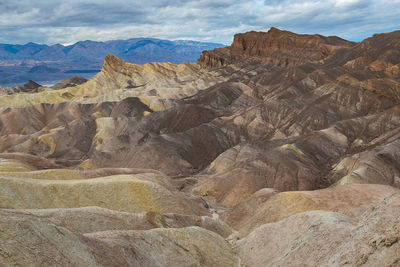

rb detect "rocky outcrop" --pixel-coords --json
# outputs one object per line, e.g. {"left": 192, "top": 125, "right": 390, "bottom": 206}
{"left": 0, "top": 80, "right": 42, "bottom": 95}
{"left": 198, "top": 27, "right": 355, "bottom": 68}
{"left": 51, "top": 76, "right": 88, "bottom": 90}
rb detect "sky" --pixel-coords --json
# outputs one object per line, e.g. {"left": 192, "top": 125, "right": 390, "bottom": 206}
{"left": 0, "top": 0, "right": 399, "bottom": 45}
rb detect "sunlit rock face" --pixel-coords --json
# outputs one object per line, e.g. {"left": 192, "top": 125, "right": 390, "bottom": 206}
{"left": 1, "top": 27, "right": 400, "bottom": 266}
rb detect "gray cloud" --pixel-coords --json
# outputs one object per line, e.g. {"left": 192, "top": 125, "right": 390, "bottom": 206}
{"left": 0, "top": 0, "right": 399, "bottom": 45}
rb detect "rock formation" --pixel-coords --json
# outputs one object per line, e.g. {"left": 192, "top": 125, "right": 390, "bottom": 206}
{"left": 1, "top": 27, "right": 400, "bottom": 266}
{"left": 0, "top": 80, "right": 42, "bottom": 95}
{"left": 198, "top": 27, "right": 355, "bottom": 67}
{"left": 51, "top": 76, "right": 88, "bottom": 90}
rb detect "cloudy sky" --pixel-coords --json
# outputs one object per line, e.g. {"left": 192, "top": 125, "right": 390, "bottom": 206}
{"left": 0, "top": 0, "right": 399, "bottom": 45}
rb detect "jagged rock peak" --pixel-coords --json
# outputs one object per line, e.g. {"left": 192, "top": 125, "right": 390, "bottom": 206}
{"left": 22, "top": 80, "right": 41, "bottom": 90}
{"left": 102, "top": 53, "right": 127, "bottom": 72}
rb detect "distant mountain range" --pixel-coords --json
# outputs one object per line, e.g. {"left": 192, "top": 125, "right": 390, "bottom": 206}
{"left": 0, "top": 38, "right": 224, "bottom": 86}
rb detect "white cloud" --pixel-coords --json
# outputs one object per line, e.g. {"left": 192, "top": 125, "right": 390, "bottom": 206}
{"left": 334, "top": 0, "right": 364, "bottom": 9}
{"left": 0, "top": 0, "right": 399, "bottom": 44}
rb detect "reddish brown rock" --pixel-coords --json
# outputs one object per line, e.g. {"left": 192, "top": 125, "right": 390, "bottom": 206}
{"left": 198, "top": 27, "right": 355, "bottom": 68}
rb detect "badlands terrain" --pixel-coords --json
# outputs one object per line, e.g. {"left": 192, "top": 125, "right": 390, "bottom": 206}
{"left": 1, "top": 27, "right": 400, "bottom": 266}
